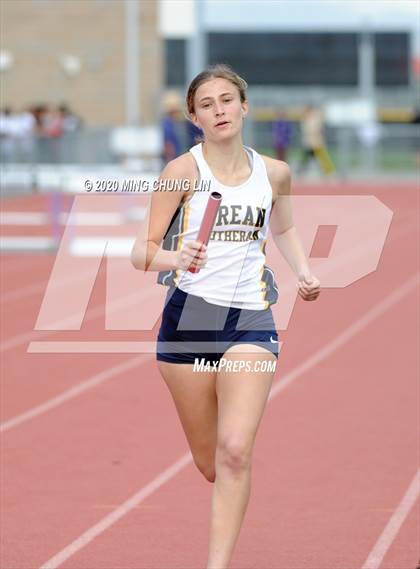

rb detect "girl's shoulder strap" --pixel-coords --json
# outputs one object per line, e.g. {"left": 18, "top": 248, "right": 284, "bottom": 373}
{"left": 189, "top": 142, "right": 212, "bottom": 182}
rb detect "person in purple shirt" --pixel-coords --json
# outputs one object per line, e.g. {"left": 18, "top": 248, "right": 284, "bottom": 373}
{"left": 272, "top": 109, "right": 292, "bottom": 162}
{"left": 186, "top": 119, "right": 203, "bottom": 146}
{"left": 162, "top": 111, "right": 181, "bottom": 164}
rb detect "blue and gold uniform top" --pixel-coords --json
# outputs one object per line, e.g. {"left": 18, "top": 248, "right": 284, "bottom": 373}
{"left": 157, "top": 143, "right": 279, "bottom": 310}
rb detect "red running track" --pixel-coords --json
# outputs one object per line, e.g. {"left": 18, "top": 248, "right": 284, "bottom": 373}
{"left": 1, "top": 183, "right": 419, "bottom": 568}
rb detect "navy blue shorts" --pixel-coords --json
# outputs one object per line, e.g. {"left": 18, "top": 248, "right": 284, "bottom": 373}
{"left": 156, "top": 286, "right": 279, "bottom": 365}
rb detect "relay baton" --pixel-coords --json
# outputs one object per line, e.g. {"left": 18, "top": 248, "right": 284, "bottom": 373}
{"left": 188, "top": 191, "right": 222, "bottom": 273}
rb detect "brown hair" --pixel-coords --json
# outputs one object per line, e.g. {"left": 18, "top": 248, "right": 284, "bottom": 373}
{"left": 186, "top": 63, "right": 248, "bottom": 116}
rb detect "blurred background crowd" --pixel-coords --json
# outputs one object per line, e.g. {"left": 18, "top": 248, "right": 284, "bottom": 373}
{"left": 1, "top": 0, "right": 419, "bottom": 189}
{"left": 0, "top": 104, "right": 83, "bottom": 162}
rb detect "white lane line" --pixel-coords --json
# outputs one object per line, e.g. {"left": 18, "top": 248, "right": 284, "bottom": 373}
{"left": 0, "top": 237, "right": 57, "bottom": 252}
{"left": 1, "top": 286, "right": 159, "bottom": 353}
{"left": 361, "top": 469, "right": 420, "bottom": 569}
{"left": 37, "top": 272, "right": 419, "bottom": 569}
{"left": 269, "top": 272, "right": 420, "bottom": 398}
{"left": 2, "top": 245, "right": 136, "bottom": 305}
{"left": 38, "top": 452, "right": 192, "bottom": 569}
{"left": 0, "top": 209, "right": 384, "bottom": 305}
{"left": 0, "top": 212, "right": 49, "bottom": 225}
{"left": 69, "top": 237, "right": 135, "bottom": 257}
{"left": 1, "top": 279, "right": 49, "bottom": 304}
{"left": 0, "top": 255, "right": 52, "bottom": 278}
{"left": 1, "top": 265, "right": 109, "bottom": 305}
{"left": 0, "top": 210, "right": 146, "bottom": 226}
{"left": 0, "top": 355, "right": 152, "bottom": 433}
{"left": 27, "top": 341, "right": 161, "bottom": 353}
{"left": 1, "top": 246, "right": 140, "bottom": 304}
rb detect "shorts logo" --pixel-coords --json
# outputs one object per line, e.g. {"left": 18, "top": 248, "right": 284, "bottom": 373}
{"left": 270, "top": 336, "right": 278, "bottom": 343}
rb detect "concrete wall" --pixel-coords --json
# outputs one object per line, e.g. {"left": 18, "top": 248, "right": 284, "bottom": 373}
{"left": 0, "top": 0, "right": 162, "bottom": 125}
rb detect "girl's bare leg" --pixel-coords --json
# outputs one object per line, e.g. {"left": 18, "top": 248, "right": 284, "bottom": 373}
{"left": 158, "top": 361, "right": 218, "bottom": 482}
{"left": 207, "top": 346, "right": 276, "bottom": 568}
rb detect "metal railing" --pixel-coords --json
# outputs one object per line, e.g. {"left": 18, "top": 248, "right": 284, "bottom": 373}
{"left": 1, "top": 122, "right": 419, "bottom": 193}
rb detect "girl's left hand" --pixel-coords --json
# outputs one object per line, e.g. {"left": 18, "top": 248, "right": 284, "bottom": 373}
{"left": 297, "top": 273, "right": 321, "bottom": 301}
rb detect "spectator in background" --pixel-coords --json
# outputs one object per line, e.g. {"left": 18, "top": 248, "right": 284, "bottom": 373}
{"left": 0, "top": 103, "right": 84, "bottom": 165}
{"left": 272, "top": 109, "right": 292, "bottom": 162}
{"left": 17, "top": 107, "right": 36, "bottom": 160}
{"left": 0, "top": 107, "right": 14, "bottom": 136}
{"left": 30, "top": 104, "right": 48, "bottom": 136}
{"left": 0, "top": 106, "right": 36, "bottom": 162}
{"left": 58, "top": 103, "right": 83, "bottom": 132}
{"left": 57, "top": 104, "right": 83, "bottom": 164}
{"left": 43, "top": 106, "right": 64, "bottom": 138}
{"left": 186, "top": 119, "right": 203, "bottom": 147}
{"left": 37, "top": 105, "right": 64, "bottom": 163}
{"left": 161, "top": 91, "right": 182, "bottom": 165}
{"left": 297, "top": 105, "right": 335, "bottom": 177}
{"left": 0, "top": 107, "right": 16, "bottom": 161}
{"left": 28, "top": 104, "right": 62, "bottom": 162}
{"left": 412, "top": 107, "right": 420, "bottom": 169}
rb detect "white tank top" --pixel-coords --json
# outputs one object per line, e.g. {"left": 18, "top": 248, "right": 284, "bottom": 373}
{"left": 157, "top": 143, "right": 278, "bottom": 310}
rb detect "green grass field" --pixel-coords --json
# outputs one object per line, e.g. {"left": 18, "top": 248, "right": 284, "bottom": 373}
{"left": 258, "top": 147, "right": 419, "bottom": 173}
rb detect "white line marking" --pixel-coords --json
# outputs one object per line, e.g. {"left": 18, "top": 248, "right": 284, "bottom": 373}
{"left": 1, "top": 279, "right": 49, "bottom": 304}
{"left": 27, "top": 342, "right": 160, "bottom": 353}
{"left": 1, "top": 264, "right": 114, "bottom": 305}
{"left": 0, "top": 237, "right": 57, "bottom": 252}
{"left": 69, "top": 237, "right": 135, "bottom": 257}
{"left": 1, "top": 286, "right": 159, "bottom": 353}
{"left": 361, "top": 469, "right": 420, "bottom": 569}
{"left": 269, "top": 272, "right": 420, "bottom": 399}
{"left": 38, "top": 452, "right": 192, "bottom": 569}
{"left": 37, "top": 272, "right": 419, "bottom": 569}
{"left": 0, "top": 205, "right": 380, "bottom": 300}
{"left": 0, "top": 212, "right": 49, "bottom": 225}
{"left": 27, "top": 341, "right": 283, "bottom": 354}
{"left": 62, "top": 212, "right": 133, "bottom": 226}
{"left": 0, "top": 210, "right": 145, "bottom": 226}
{"left": 0, "top": 355, "right": 152, "bottom": 433}
{"left": 0, "top": 255, "right": 52, "bottom": 277}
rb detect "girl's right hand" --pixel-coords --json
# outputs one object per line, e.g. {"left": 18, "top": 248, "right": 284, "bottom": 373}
{"left": 175, "top": 240, "right": 208, "bottom": 271}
